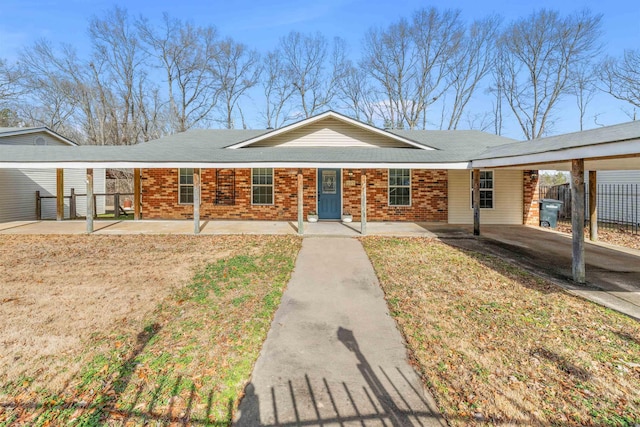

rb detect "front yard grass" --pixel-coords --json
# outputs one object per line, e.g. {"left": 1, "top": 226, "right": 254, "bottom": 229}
{"left": 0, "top": 234, "right": 301, "bottom": 426}
{"left": 363, "top": 237, "right": 640, "bottom": 426}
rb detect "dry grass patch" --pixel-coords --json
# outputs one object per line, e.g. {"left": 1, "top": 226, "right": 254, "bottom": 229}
{"left": 0, "top": 234, "right": 301, "bottom": 426}
{"left": 363, "top": 237, "right": 640, "bottom": 426}
{"left": 556, "top": 224, "right": 640, "bottom": 251}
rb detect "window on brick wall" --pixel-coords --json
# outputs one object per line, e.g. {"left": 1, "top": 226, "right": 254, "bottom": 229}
{"left": 389, "top": 169, "right": 411, "bottom": 206}
{"left": 252, "top": 168, "right": 274, "bottom": 205}
{"left": 178, "top": 168, "right": 194, "bottom": 204}
{"left": 470, "top": 170, "right": 494, "bottom": 209}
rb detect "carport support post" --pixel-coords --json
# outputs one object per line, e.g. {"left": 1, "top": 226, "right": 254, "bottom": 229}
{"left": 571, "top": 159, "right": 586, "bottom": 283}
{"left": 473, "top": 168, "right": 480, "bottom": 236}
{"left": 589, "top": 171, "right": 597, "bottom": 241}
{"left": 133, "top": 168, "right": 141, "bottom": 220}
{"left": 297, "top": 173, "right": 304, "bottom": 235}
{"left": 193, "top": 168, "right": 201, "bottom": 235}
{"left": 56, "top": 168, "right": 64, "bottom": 221}
{"left": 361, "top": 171, "right": 367, "bottom": 235}
{"left": 86, "top": 168, "right": 94, "bottom": 234}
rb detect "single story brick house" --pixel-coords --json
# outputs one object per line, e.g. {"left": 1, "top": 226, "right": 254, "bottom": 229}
{"left": 137, "top": 111, "right": 540, "bottom": 226}
{"left": 3, "top": 111, "right": 640, "bottom": 282}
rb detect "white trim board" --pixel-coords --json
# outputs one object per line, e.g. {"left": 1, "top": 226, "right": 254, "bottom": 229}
{"left": 0, "top": 161, "right": 472, "bottom": 170}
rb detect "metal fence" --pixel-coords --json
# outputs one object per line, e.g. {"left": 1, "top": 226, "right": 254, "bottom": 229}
{"left": 540, "top": 184, "right": 640, "bottom": 234}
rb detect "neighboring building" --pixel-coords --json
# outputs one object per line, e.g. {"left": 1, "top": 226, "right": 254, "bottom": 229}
{"left": 0, "top": 127, "right": 105, "bottom": 221}
{"left": 138, "top": 112, "right": 539, "bottom": 225}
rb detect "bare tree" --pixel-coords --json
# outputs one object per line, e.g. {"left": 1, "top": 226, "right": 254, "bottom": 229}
{"left": 444, "top": 15, "right": 500, "bottom": 129}
{"left": 0, "top": 59, "right": 24, "bottom": 105}
{"left": 89, "top": 6, "right": 150, "bottom": 144}
{"left": 18, "top": 40, "right": 90, "bottom": 141}
{"left": 362, "top": 7, "right": 464, "bottom": 129}
{"left": 279, "top": 31, "right": 343, "bottom": 118}
{"left": 261, "top": 49, "right": 295, "bottom": 128}
{"left": 211, "top": 38, "right": 261, "bottom": 129}
{"left": 600, "top": 49, "right": 640, "bottom": 109}
{"left": 363, "top": 18, "right": 415, "bottom": 129}
{"left": 138, "top": 14, "right": 219, "bottom": 132}
{"left": 571, "top": 63, "right": 598, "bottom": 130}
{"left": 496, "top": 9, "right": 602, "bottom": 139}
{"left": 411, "top": 8, "right": 463, "bottom": 129}
{"left": 337, "top": 62, "right": 378, "bottom": 124}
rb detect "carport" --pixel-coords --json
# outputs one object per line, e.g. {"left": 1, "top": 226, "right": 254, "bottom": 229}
{"left": 472, "top": 120, "right": 640, "bottom": 284}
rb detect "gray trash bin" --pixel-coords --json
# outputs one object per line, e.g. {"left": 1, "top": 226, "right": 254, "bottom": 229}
{"left": 539, "top": 199, "right": 563, "bottom": 228}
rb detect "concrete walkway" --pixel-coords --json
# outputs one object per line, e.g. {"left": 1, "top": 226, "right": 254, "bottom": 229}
{"left": 235, "top": 237, "right": 445, "bottom": 427}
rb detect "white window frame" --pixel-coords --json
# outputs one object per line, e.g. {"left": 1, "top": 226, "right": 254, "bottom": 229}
{"left": 388, "top": 168, "right": 411, "bottom": 207}
{"left": 470, "top": 170, "right": 494, "bottom": 209}
{"left": 251, "top": 168, "right": 274, "bottom": 205}
{"left": 178, "top": 168, "right": 201, "bottom": 205}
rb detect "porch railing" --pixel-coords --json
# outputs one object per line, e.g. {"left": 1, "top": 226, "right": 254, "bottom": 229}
{"left": 36, "top": 189, "right": 134, "bottom": 220}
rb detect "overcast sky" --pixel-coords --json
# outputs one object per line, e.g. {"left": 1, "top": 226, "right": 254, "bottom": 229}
{"left": 1, "top": 0, "right": 639, "bottom": 136}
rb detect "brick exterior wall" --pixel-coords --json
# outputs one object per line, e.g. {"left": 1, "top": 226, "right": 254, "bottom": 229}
{"left": 142, "top": 168, "right": 317, "bottom": 220}
{"left": 342, "top": 169, "right": 448, "bottom": 221}
{"left": 141, "top": 168, "right": 449, "bottom": 222}
{"left": 523, "top": 170, "right": 540, "bottom": 226}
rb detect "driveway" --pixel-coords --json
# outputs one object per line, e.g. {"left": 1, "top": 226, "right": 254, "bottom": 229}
{"left": 235, "top": 237, "right": 445, "bottom": 427}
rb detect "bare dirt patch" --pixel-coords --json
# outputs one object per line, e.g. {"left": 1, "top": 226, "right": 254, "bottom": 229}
{"left": 0, "top": 234, "right": 223, "bottom": 387}
{"left": 0, "top": 234, "right": 301, "bottom": 425}
{"left": 364, "top": 237, "right": 640, "bottom": 426}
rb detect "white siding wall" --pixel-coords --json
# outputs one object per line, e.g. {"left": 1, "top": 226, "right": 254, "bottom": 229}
{"left": 253, "top": 117, "right": 410, "bottom": 148}
{"left": 0, "top": 168, "right": 106, "bottom": 222}
{"left": 448, "top": 169, "right": 523, "bottom": 224}
{"left": 596, "top": 170, "right": 640, "bottom": 184}
{"left": 594, "top": 170, "right": 640, "bottom": 225}
{"left": 0, "top": 133, "right": 68, "bottom": 146}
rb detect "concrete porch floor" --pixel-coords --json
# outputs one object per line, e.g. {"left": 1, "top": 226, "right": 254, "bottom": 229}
{"left": 0, "top": 219, "right": 467, "bottom": 237}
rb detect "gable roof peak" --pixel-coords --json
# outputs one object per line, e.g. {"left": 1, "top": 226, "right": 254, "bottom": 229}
{"left": 226, "top": 110, "right": 435, "bottom": 150}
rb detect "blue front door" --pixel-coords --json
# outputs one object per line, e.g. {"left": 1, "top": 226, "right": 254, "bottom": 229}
{"left": 318, "top": 168, "right": 341, "bottom": 219}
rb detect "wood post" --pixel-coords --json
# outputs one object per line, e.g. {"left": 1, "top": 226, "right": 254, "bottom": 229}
{"left": 193, "top": 168, "right": 201, "bottom": 235}
{"left": 36, "top": 191, "right": 41, "bottom": 220}
{"left": 360, "top": 171, "right": 367, "bottom": 235}
{"left": 297, "top": 173, "right": 304, "bottom": 235}
{"left": 473, "top": 168, "right": 480, "bottom": 236}
{"left": 571, "top": 159, "right": 586, "bottom": 283}
{"left": 114, "top": 193, "right": 120, "bottom": 218}
{"left": 56, "top": 168, "right": 64, "bottom": 221}
{"left": 86, "top": 169, "right": 94, "bottom": 234}
{"left": 133, "top": 168, "right": 141, "bottom": 220}
{"left": 70, "top": 188, "right": 76, "bottom": 219}
{"left": 589, "top": 170, "right": 598, "bottom": 241}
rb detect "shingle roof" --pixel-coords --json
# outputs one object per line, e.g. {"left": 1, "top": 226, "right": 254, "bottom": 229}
{"left": 0, "top": 116, "right": 520, "bottom": 166}
{"left": 475, "top": 121, "right": 640, "bottom": 160}
{"left": 3, "top": 113, "right": 638, "bottom": 168}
